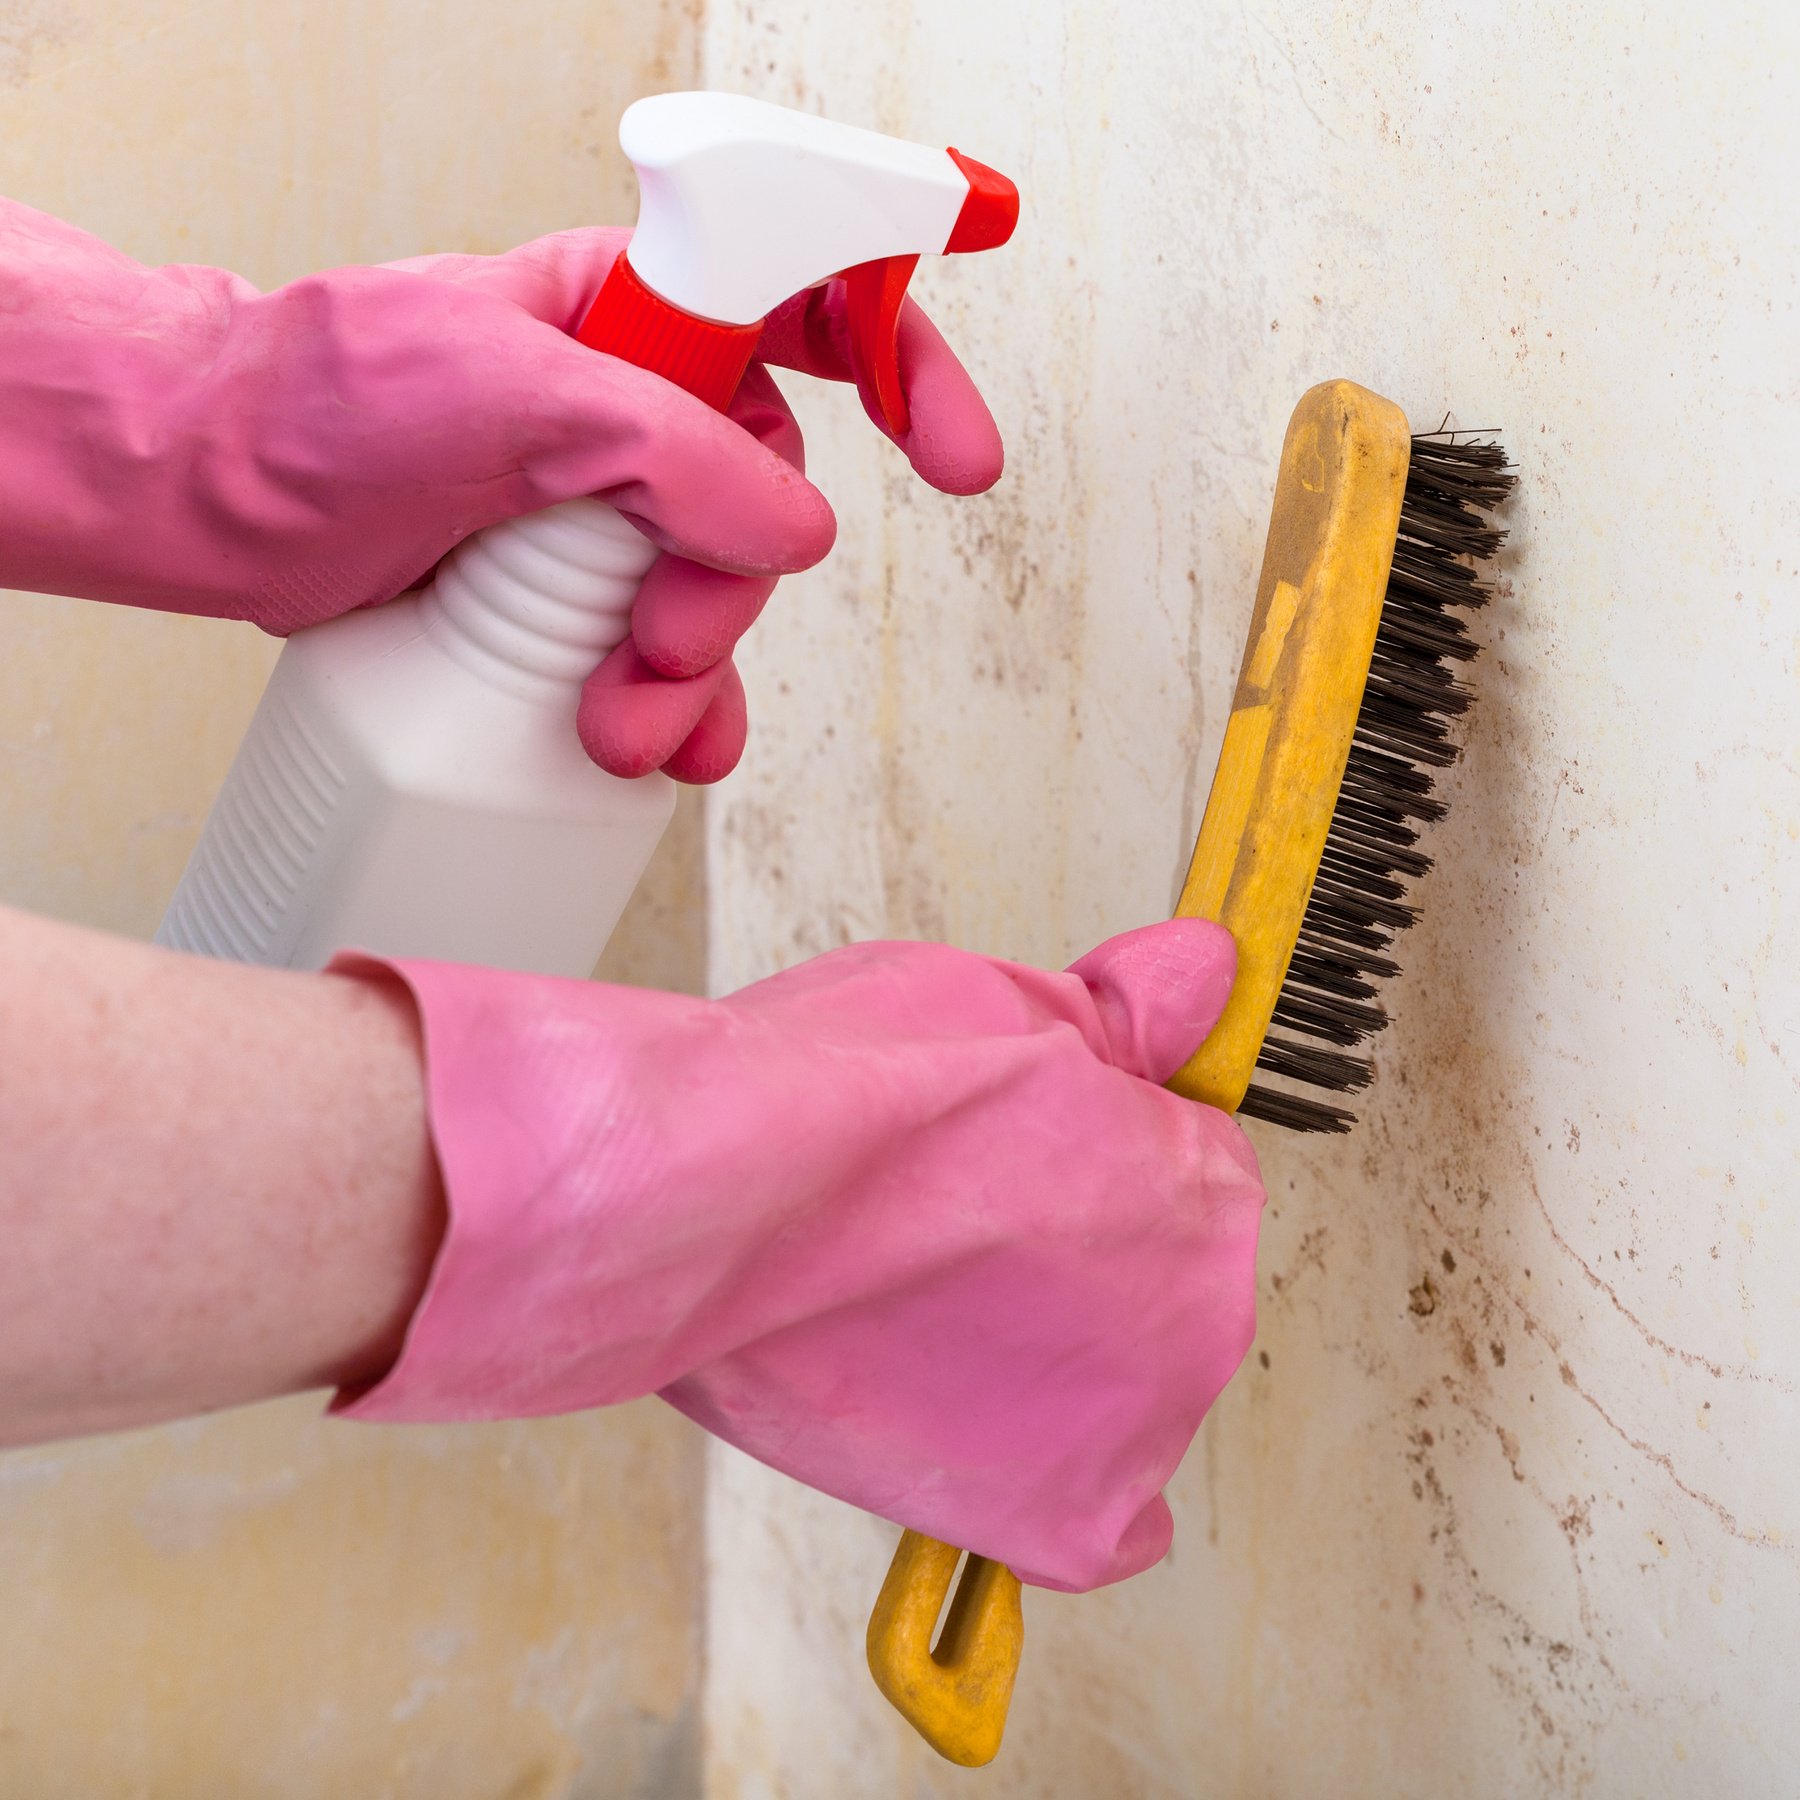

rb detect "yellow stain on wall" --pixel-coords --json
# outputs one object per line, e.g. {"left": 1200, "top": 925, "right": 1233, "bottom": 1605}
{"left": 0, "top": 4, "right": 707, "bottom": 1795}
{"left": 0, "top": 1400, "right": 703, "bottom": 1798}
{"left": 0, "top": 595, "right": 279, "bottom": 939}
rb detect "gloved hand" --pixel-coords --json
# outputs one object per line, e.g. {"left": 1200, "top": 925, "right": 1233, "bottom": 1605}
{"left": 0, "top": 203, "right": 1001, "bottom": 782}
{"left": 400, "top": 230, "right": 1004, "bottom": 782}
{"left": 331, "top": 920, "right": 1265, "bottom": 1594}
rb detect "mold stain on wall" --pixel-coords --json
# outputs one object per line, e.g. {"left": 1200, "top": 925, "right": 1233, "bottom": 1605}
{"left": 699, "top": 3, "right": 1800, "bottom": 1797}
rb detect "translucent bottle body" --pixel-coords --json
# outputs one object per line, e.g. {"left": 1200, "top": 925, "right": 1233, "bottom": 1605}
{"left": 157, "top": 499, "right": 674, "bottom": 978}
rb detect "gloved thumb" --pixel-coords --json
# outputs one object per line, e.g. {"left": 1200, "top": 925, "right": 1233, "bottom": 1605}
{"left": 1065, "top": 920, "right": 1237, "bottom": 1086}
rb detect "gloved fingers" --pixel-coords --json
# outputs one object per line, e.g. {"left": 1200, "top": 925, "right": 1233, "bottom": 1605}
{"left": 382, "top": 251, "right": 809, "bottom": 734}
{"left": 530, "top": 346, "right": 837, "bottom": 578}
{"left": 397, "top": 235, "right": 996, "bottom": 498}
{"left": 392, "top": 237, "right": 826, "bottom": 583}
{"left": 874, "top": 300, "right": 1006, "bottom": 495}
{"left": 757, "top": 283, "right": 1004, "bottom": 496}
{"left": 626, "top": 366, "right": 795, "bottom": 678}
{"left": 396, "top": 237, "right": 810, "bottom": 485}
{"left": 1065, "top": 920, "right": 1238, "bottom": 1086}
{"left": 397, "top": 232, "right": 806, "bottom": 490}
{"left": 384, "top": 227, "right": 629, "bottom": 335}
{"left": 577, "top": 640, "right": 748, "bottom": 783}
{"left": 1015, "top": 1493, "right": 1176, "bottom": 1594}
{"left": 725, "top": 360, "right": 808, "bottom": 473}
{"left": 1107, "top": 1491, "right": 1178, "bottom": 1588}
{"left": 599, "top": 367, "right": 793, "bottom": 772}
{"left": 391, "top": 255, "right": 827, "bottom": 579}
{"left": 421, "top": 261, "right": 820, "bottom": 582}
{"left": 631, "top": 557, "right": 776, "bottom": 679}
{"left": 663, "top": 661, "right": 748, "bottom": 785}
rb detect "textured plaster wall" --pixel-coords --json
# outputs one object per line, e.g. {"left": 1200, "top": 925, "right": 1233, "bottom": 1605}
{"left": 699, "top": 5, "right": 1800, "bottom": 1797}
{"left": 6, "top": 5, "right": 1796, "bottom": 1796}
{"left": 0, "top": 4, "right": 707, "bottom": 1795}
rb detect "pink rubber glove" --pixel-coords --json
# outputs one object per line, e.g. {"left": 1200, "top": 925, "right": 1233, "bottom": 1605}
{"left": 402, "top": 229, "right": 1006, "bottom": 781}
{"left": 575, "top": 268, "right": 1007, "bottom": 781}
{"left": 0, "top": 203, "right": 1000, "bottom": 782}
{"left": 332, "top": 921, "right": 1265, "bottom": 1593}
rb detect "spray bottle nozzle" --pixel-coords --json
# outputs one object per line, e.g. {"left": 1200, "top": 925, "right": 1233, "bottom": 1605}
{"left": 576, "top": 93, "right": 1018, "bottom": 428}
{"left": 945, "top": 150, "right": 1021, "bottom": 253}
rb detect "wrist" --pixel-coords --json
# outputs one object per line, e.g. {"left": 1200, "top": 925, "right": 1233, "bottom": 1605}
{"left": 307, "top": 963, "right": 449, "bottom": 1397}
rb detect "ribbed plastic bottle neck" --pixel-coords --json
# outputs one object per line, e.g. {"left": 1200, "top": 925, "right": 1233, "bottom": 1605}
{"left": 420, "top": 498, "right": 660, "bottom": 696}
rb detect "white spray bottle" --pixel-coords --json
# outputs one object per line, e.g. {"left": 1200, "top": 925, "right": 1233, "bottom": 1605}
{"left": 157, "top": 93, "right": 1017, "bottom": 977}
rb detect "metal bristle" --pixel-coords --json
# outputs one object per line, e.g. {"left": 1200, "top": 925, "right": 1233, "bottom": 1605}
{"left": 1240, "top": 430, "right": 1515, "bottom": 1134}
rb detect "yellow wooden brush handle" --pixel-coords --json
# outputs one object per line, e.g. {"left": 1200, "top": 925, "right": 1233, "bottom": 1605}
{"left": 866, "top": 380, "right": 1411, "bottom": 1765}
{"left": 865, "top": 1533, "right": 1022, "bottom": 1767}
{"left": 1169, "top": 379, "right": 1411, "bottom": 1107}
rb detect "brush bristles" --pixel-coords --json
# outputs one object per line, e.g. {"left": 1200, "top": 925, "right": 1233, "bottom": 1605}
{"left": 1237, "top": 434, "right": 1516, "bottom": 1134}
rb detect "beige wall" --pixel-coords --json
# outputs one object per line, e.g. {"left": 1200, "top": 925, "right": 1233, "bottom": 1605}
{"left": 9, "top": 5, "right": 1799, "bottom": 1797}
{"left": 699, "top": 4, "right": 1800, "bottom": 1797}
{"left": 0, "top": 5, "right": 707, "bottom": 1796}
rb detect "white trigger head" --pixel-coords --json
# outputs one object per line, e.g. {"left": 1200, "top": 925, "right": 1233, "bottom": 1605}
{"left": 619, "top": 92, "right": 972, "bottom": 326}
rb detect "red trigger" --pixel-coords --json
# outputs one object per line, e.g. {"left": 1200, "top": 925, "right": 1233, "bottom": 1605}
{"left": 841, "top": 254, "right": 919, "bottom": 438}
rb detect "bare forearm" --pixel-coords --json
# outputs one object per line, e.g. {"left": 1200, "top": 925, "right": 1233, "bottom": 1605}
{"left": 0, "top": 904, "right": 444, "bottom": 1445}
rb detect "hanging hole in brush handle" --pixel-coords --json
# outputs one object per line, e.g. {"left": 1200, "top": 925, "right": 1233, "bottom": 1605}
{"left": 865, "top": 1529, "right": 1024, "bottom": 1767}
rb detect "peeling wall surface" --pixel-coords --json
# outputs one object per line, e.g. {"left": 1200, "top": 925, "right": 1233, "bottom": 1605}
{"left": 0, "top": 6, "right": 707, "bottom": 1795}
{"left": 699, "top": 5, "right": 1800, "bottom": 1797}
